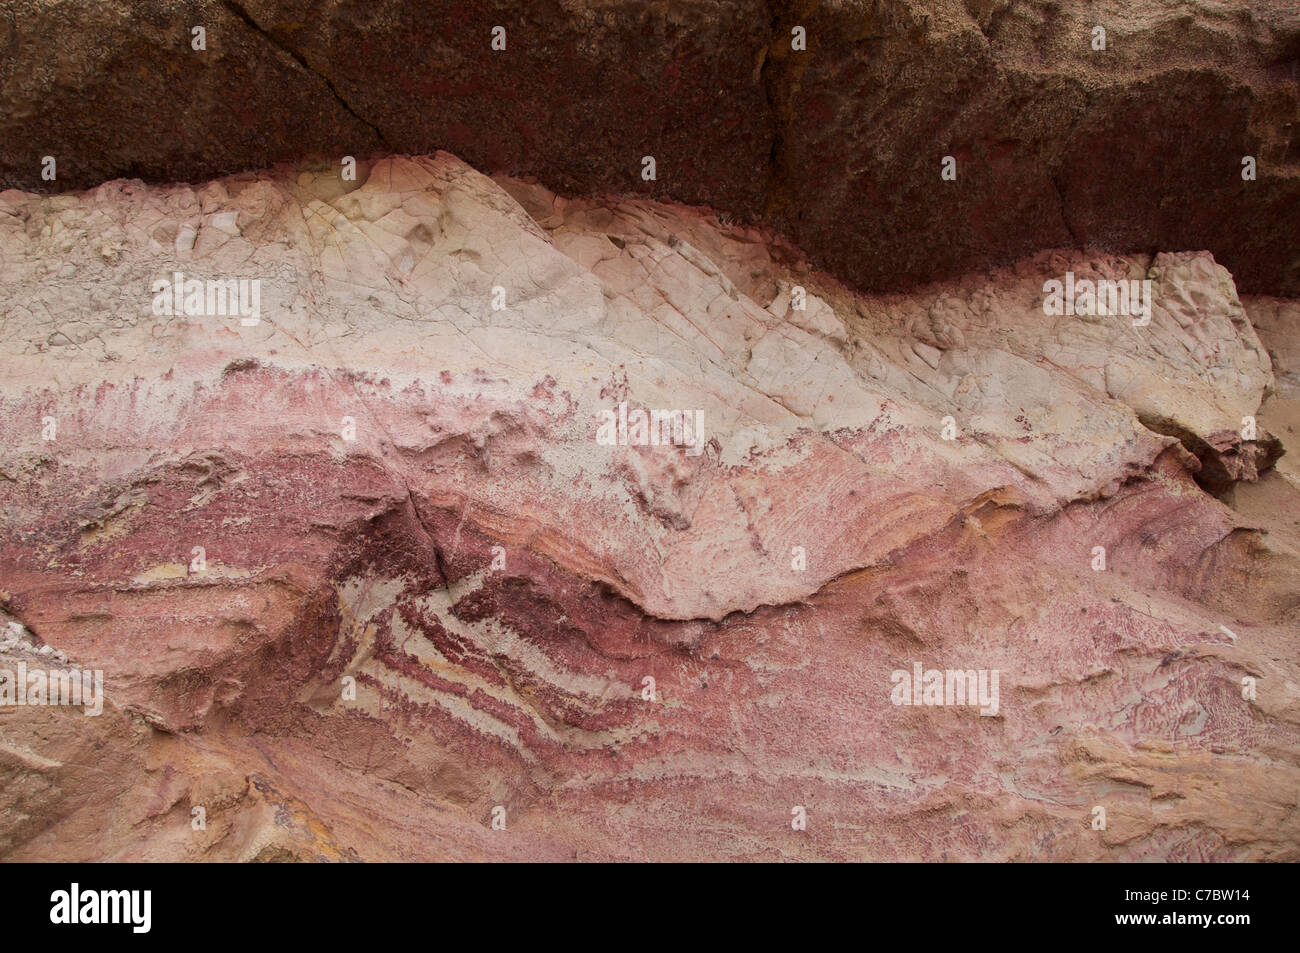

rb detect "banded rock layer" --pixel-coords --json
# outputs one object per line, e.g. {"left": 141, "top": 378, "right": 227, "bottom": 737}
{"left": 0, "top": 154, "right": 1297, "bottom": 860}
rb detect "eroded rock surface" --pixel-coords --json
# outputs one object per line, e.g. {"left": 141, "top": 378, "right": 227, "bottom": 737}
{"left": 0, "top": 154, "right": 1297, "bottom": 861}
{"left": 2, "top": 1, "right": 1297, "bottom": 295}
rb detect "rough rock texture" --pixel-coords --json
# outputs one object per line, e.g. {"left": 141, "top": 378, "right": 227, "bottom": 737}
{"left": 0, "top": 154, "right": 1296, "bottom": 860}
{"left": 2, "top": 1, "right": 1297, "bottom": 296}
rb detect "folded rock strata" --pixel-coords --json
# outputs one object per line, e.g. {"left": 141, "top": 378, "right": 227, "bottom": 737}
{"left": 0, "top": 154, "right": 1297, "bottom": 860}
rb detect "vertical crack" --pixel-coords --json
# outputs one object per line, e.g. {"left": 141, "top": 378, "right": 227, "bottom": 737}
{"left": 760, "top": 0, "right": 793, "bottom": 220}
{"left": 1051, "top": 171, "right": 1082, "bottom": 248}
{"left": 219, "top": 0, "right": 390, "bottom": 148}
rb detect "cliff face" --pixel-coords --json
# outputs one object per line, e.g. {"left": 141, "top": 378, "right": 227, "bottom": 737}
{"left": 2, "top": 1, "right": 1298, "bottom": 296}
{"left": 0, "top": 155, "right": 1297, "bottom": 860}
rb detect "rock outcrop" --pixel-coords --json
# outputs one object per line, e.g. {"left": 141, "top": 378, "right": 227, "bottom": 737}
{"left": 2, "top": 1, "right": 1298, "bottom": 296}
{"left": 0, "top": 155, "right": 1296, "bottom": 860}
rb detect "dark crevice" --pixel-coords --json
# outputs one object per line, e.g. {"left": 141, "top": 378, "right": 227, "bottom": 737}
{"left": 219, "top": 0, "right": 390, "bottom": 149}
{"left": 983, "top": 1, "right": 1016, "bottom": 46}
{"left": 403, "top": 488, "right": 451, "bottom": 593}
{"left": 1135, "top": 412, "right": 1284, "bottom": 498}
{"left": 1051, "top": 171, "right": 1082, "bottom": 248}
{"left": 759, "top": 1, "right": 785, "bottom": 216}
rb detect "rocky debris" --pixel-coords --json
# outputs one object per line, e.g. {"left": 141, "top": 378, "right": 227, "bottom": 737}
{"left": 0, "top": 154, "right": 1296, "bottom": 860}
{"left": 1, "top": 1, "right": 1297, "bottom": 297}
{"left": 1181, "top": 428, "right": 1284, "bottom": 496}
{"left": 0, "top": 615, "right": 66, "bottom": 662}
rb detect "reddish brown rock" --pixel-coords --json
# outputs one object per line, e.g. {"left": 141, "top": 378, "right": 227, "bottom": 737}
{"left": 1, "top": 1, "right": 1297, "bottom": 295}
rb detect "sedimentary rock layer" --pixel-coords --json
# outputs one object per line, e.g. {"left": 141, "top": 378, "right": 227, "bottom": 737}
{"left": 0, "top": 155, "right": 1296, "bottom": 860}
{"left": 2, "top": 1, "right": 1297, "bottom": 295}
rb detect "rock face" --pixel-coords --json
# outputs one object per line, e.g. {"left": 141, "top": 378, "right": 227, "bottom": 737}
{"left": 0, "top": 154, "right": 1297, "bottom": 860}
{"left": 1, "top": 1, "right": 1298, "bottom": 297}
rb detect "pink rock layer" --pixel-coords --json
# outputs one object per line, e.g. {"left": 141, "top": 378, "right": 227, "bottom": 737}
{"left": 0, "top": 155, "right": 1296, "bottom": 860}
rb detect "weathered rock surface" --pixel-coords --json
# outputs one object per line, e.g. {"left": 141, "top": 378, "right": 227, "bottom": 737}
{"left": 0, "top": 154, "right": 1296, "bottom": 860}
{"left": 1, "top": 1, "right": 1297, "bottom": 296}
